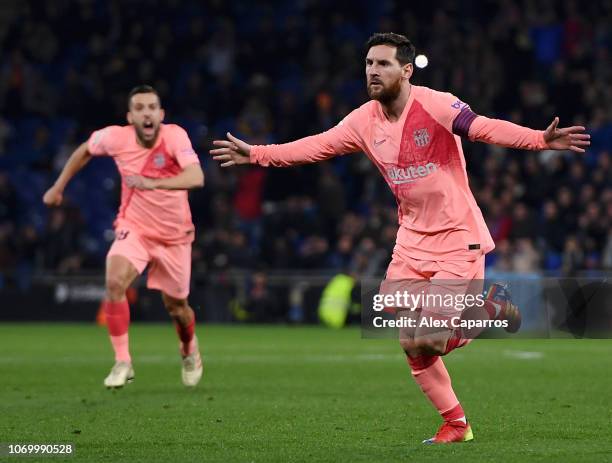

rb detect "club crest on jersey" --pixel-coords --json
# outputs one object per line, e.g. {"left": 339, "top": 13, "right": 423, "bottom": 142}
{"left": 413, "top": 128, "right": 430, "bottom": 148}
{"left": 153, "top": 152, "right": 166, "bottom": 168}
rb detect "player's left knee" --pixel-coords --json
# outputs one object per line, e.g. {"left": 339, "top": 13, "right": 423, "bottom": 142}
{"left": 163, "top": 296, "right": 189, "bottom": 318}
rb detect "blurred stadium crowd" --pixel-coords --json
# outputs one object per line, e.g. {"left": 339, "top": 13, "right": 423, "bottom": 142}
{"left": 0, "top": 0, "right": 611, "bottom": 288}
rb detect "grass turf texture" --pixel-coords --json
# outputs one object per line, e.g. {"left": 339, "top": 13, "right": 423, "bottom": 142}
{"left": 1, "top": 324, "right": 611, "bottom": 462}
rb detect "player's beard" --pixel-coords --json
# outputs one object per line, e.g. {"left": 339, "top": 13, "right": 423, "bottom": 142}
{"left": 367, "top": 78, "right": 402, "bottom": 105}
{"left": 135, "top": 123, "right": 160, "bottom": 148}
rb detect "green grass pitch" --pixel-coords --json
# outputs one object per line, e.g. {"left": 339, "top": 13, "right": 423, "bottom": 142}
{"left": 1, "top": 323, "right": 611, "bottom": 462}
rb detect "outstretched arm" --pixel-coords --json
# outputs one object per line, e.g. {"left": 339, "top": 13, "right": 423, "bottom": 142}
{"left": 210, "top": 111, "right": 363, "bottom": 167}
{"left": 211, "top": 131, "right": 357, "bottom": 167}
{"left": 468, "top": 115, "right": 590, "bottom": 152}
{"left": 210, "top": 130, "right": 360, "bottom": 168}
{"left": 42, "top": 141, "right": 92, "bottom": 206}
{"left": 125, "top": 163, "right": 204, "bottom": 190}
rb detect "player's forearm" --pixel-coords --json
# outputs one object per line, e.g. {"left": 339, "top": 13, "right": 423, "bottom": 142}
{"left": 250, "top": 137, "right": 339, "bottom": 167}
{"left": 53, "top": 142, "right": 92, "bottom": 190}
{"left": 249, "top": 122, "right": 364, "bottom": 168}
{"left": 152, "top": 164, "right": 204, "bottom": 190}
{"left": 468, "top": 116, "right": 548, "bottom": 151}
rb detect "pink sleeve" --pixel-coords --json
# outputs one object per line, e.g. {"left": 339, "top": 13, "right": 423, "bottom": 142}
{"left": 467, "top": 116, "right": 548, "bottom": 150}
{"left": 169, "top": 126, "right": 201, "bottom": 168}
{"left": 419, "top": 88, "right": 472, "bottom": 134}
{"left": 87, "top": 125, "right": 122, "bottom": 156}
{"left": 421, "top": 88, "right": 548, "bottom": 150}
{"left": 250, "top": 108, "right": 364, "bottom": 167}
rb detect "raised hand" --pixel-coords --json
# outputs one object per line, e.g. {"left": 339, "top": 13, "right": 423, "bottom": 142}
{"left": 210, "top": 132, "right": 252, "bottom": 167}
{"left": 543, "top": 117, "right": 590, "bottom": 153}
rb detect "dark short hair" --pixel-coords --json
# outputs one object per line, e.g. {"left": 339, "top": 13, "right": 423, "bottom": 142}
{"left": 365, "top": 33, "right": 416, "bottom": 66}
{"left": 127, "top": 84, "right": 161, "bottom": 108}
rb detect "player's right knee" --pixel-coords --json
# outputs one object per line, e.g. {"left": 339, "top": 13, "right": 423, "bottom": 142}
{"left": 106, "top": 276, "right": 129, "bottom": 301}
{"left": 400, "top": 337, "right": 445, "bottom": 357}
{"left": 399, "top": 338, "right": 420, "bottom": 356}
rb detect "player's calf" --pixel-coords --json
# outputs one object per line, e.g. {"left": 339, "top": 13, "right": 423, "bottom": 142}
{"left": 162, "top": 295, "right": 196, "bottom": 354}
{"left": 102, "top": 256, "right": 138, "bottom": 381}
{"left": 162, "top": 293, "right": 203, "bottom": 386}
{"left": 404, "top": 355, "right": 471, "bottom": 444}
{"left": 167, "top": 303, "right": 194, "bottom": 330}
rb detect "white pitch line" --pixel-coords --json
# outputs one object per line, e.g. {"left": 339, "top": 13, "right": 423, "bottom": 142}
{"left": 503, "top": 350, "right": 544, "bottom": 360}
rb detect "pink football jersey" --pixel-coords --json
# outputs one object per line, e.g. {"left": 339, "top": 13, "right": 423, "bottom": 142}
{"left": 250, "top": 85, "right": 547, "bottom": 261}
{"left": 88, "top": 124, "right": 201, "bottom": 244}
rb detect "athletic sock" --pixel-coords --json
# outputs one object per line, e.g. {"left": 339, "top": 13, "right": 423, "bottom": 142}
{"left": 441, "top": 403, "right": 466, "bottom": 423}
{"left": 103, "top": 299, "right": 131, "bottom": 363}
{"left": 444, "top": 331, "right": 472, "bottom": 355}
{"left": 407, "top": 355, "right": 466, "bottom": 423}
{"left": 483, "top": 300, "right": 502, "bottom": 320}
{"left": 175, "top": 315, "right": 196, "bottom": 356}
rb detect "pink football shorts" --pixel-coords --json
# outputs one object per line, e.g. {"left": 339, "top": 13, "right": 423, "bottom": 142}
{"left": 381, "top": 251, "right": 485, "bottom": 318}
{"left": 107, "top": 226, "right": 192, "bottom": 299}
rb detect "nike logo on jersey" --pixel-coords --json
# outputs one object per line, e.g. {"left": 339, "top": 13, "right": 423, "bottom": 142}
{"left": 374, "top": 139, "right": 387, "bottom": 147}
